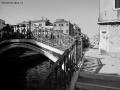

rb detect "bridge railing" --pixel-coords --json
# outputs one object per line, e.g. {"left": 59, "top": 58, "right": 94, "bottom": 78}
{"left": 39, "top": 39, "right": 82, "bottom": 90}
{"left": 32, "top": 29, "right": 75, "bottom": 51}
{"left": 0, "top": 24, "right": 75, "bottom": 51}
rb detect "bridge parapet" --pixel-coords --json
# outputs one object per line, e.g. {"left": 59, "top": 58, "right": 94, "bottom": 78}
{"left": 0, "top": 24, "right": 75, "bottom": 51}
{"left": 40, "top": 39, "right": 80, "bottom": 90}
{"left": 32, "top": 28, "right": 75, "bottom": 51}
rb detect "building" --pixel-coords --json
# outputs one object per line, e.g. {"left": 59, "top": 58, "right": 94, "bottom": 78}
{"left": 0, "top": 19, "right": 6, "bottom": 30}
{"left": 98, "top": 0, "right": 120, "bottom": 54}
{"left": 15, "top": 18, "right": 53, "bottom": 33}
{"left": 53, "top": 19, "right": 74, "bottom": 36}
{"left": 73, "top": 23, "right": 81, "bottom": 36}
{"left": 0, "top": 19, "right": 6, "bottom": 38}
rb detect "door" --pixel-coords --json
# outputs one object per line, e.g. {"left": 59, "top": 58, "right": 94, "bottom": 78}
{"left": 99, "top": 30, "right": 108, "bottom": 54}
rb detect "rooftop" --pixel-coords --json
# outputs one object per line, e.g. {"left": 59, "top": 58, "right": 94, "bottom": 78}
{"left": 54, "top": 19, "right": 69, "bottom": 23}
{"left": 17, "top": 19, "right": 48, "bottom": 25}
{"left": 0, "top": 19, "right": 5, "bottom": 22}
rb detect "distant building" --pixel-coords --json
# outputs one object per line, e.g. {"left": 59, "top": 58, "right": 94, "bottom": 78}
{"left": 16, "top": 18, "right": 53, "bottom": 33}
{"left": 73, "top": 23, "right": 81, "bottom": 37}
{"left": 98, "top": 0, "right": 120, "bottom": 54}
{"left": 0, "top": 19, "right": 6, "bottom": 38}
{"left": 0, "top": 19, "right": 6, "bottom": 29}
{"left": 53, "top": 19, "right": 74, "bottom": 36}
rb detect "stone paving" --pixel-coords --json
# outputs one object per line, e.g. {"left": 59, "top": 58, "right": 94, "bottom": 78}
{"left": 83, "top": 48, "right": 120, "bottom": 76}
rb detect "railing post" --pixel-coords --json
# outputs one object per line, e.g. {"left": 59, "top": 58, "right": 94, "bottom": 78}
{"left": 55, "top": 67, "right": 58, "bottom": 90}
{"left": 81, "top": 36, "right": 83, "bottom": 58}
{"left": 28, "top": 20, "right": 31, "bottom": 39}
{"left": 63, "top": 57, "right": 66, "bottom": 90}
{"left": 75, "top": 40, "right": 77, "bottom": 65}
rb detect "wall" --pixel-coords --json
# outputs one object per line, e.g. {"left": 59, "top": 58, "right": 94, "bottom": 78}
{"left": 69, "top": 23, "right": 74, "bottom": 36}
{"left": 99, "top": 0, "right": 120, "bottom": 22}
{"left": 53, "top": 22, "right": 69, "bottom": 35}
{"left": 99, "top": 24, "right": 120, "bottom": 53}
{"left": 99, "top": 0, "right": 120, "bottom": 54}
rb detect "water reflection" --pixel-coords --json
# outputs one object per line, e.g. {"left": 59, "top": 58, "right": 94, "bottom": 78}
{"left": 23, "top": 60, "right": 54, "bottom": 90}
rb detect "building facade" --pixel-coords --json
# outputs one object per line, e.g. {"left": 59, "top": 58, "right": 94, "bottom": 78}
{"left": 73, "top": 23, "right": 81, "bottom": 37}
{"left": 0, "top": 19, "right": 6, "bottom": 29}
{"left": 0, "top": 19, "right": 6, "bottom": 38}
{"left": 15, "top": 18, "right": 53, "bottom": 33}
{"left": 53, "top": 19, "right": 74, "bottom": 36}
{"left": 98, "top": 0, "right": 120, "bottom": 54}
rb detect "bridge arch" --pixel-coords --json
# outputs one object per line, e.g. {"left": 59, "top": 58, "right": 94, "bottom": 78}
{"left": 0, "top": 43, "right": 58, "bottom": 62}
{"left": 0, "top": 43, "right": 58, "bottom": 90}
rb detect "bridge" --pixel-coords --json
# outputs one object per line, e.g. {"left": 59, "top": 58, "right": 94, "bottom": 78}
{"left": 0, "top": 22, "right": 83, "bottom": 90}
{"left": 1, "top": 21, "right": 119, "bottom": 90}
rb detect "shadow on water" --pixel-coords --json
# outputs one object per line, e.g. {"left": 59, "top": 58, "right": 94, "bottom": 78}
{"left": 0, "top": 53, "right": 54, "bottom": 90}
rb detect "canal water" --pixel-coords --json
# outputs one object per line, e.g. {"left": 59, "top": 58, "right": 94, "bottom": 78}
{"left": 24, "top": 60, "right": 54, "bottom": 90}
{"left": 0, "top": 53, "right": 54, "bottom": 90}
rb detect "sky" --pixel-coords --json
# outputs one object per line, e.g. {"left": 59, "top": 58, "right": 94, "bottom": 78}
{"left": 0, "top": 0, "right": 99, "bottom": 38}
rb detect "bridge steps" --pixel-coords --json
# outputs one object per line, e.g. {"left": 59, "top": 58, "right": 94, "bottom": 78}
{"left": 74, "top": 56, "right": 120, "bottom": 90}
{"left": 75, "top": 72, "right": 120, "bottom": 90}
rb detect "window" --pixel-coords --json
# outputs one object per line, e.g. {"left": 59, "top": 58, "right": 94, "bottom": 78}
{"left": 66, "top": 30, "right": 68, "bottom": 33}
{"left": 66, "top": 24, "right": 68, "bottom": 26}
{"left": 39, "top": 24, "right": 42, "bottom": 26}
{"left": 61, "top": 30, "right": 63, "bottom": 33}
{"left": 61, "top": 24, "right": 63, "bottom": 26}
{"left": 59, "top": 24, "right": 61, "bottom": 26}
{"left": 54, "top": 24, "right": 56, "bottom": 26}
{"left": 115, "top": 0, "right": 120, "bottom": 9}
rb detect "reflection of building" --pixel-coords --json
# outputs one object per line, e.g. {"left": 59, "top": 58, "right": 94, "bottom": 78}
{"left": 98, "top": 0, "right": 120, "bottom": 54}
{"left": 53, "top": 19, "right": 74, "bottom": 36}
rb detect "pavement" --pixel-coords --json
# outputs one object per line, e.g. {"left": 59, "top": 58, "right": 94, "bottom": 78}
{"left": 83, "top": 48, "right": 120, "bottom": 76}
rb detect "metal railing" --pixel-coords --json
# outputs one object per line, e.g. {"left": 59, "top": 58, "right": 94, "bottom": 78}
{"left": 0, "top": 25, "right": 75, "bottom": 51}
{"left": 39, "top": 39, "right": 82, "bottom": 90}
{"left": 32, "top": 29, "right": 75, "bottom": 51}
{"left": 0, "top": 23, "right": 83, "bottom": 90}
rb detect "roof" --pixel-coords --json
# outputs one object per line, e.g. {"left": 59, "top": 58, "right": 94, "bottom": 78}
{"left": 0, "top": 19, "right": 5, "bottom": 22}
{"left": 54, "top": 19, "right": 69, "bottom": 23}
{"left": 17, "top": 19, "right": 48, "bottom": 25}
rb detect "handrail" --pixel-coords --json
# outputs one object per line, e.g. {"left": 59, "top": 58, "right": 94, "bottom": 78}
{"left": 0, "top": 27, "right": 76, "bottom": 51}
{"left": 39, "top": 39, "right": 82, "bottom": 90}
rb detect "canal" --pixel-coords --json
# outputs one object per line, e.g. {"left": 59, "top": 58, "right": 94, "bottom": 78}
{"left": 0, "top": 48, "right": 54, "bottom": 90}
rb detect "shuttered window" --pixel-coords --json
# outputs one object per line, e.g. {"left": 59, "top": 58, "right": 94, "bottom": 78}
{"left": 115, "top": 0, "right": 120, "bottom": 9}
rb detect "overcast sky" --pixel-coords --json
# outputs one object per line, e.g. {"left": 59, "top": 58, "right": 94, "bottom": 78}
{"left": 0, "top": 0, "right": 99, "bottom": 37}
